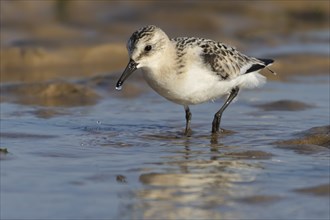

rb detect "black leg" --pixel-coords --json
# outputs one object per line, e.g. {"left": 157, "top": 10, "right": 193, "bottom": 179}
{"left": 184, "top": 105, "right": 192, "bottom": 136}
{"left": 212, "top": 87, "right": 239, "bottom": 133}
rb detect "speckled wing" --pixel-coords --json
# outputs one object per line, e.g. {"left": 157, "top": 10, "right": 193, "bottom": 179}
{"left": 199, "top": 40, "right": 273, "bottom": 80}
{"left": 172, "top": 37, "right": 273, "bottom": 79}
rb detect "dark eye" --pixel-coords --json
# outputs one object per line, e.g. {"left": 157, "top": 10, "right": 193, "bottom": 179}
{"left": 144, "top": 45, "right": 152, "bottom": 52}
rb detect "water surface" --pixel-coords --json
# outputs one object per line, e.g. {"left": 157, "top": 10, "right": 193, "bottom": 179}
{"left": 1, "top": 75, "right": 329, "bottom": 219}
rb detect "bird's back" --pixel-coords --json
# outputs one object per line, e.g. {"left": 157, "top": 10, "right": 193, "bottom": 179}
{"left": 171, "top": 37, "right": 273, "bottom": 80}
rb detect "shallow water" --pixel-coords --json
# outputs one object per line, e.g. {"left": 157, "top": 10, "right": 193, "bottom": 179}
{"left": 1, "top": 74, "right": 329, "bottom": 219}
{"left": 1, "top": 1, "right": 330, "bottom": 219}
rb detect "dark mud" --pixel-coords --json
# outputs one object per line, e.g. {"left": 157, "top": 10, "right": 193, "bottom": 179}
{"left": 276, "top": 125, "right": 330, "bottom": 154}
{"left": 2, "top": 81, "right": 99, "bottom": 107}
{"left": 294, "top": 184, "right": 330, "bottom": 197}
{"left": 255, "top": 100, "right": 315, "bottom": 111}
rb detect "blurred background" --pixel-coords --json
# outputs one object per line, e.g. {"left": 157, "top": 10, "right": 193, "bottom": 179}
{"left": 1, "top": 1, "right": 329, "bottom": 220}
{"left": 1, "top": 0, "right": 329, "bottom": 83}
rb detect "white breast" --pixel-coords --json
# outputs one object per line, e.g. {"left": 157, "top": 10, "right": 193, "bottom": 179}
{"left": 142, "top": 62, "right": 231, "bottom": 105}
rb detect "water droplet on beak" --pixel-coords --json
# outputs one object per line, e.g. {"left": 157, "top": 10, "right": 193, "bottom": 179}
{"left": 115, "top": 85, "right": 122, "bottom": 91}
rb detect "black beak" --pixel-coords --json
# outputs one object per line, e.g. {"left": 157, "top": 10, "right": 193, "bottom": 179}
{"left": 116, "top": 59, "right": 138, "bottom": 90}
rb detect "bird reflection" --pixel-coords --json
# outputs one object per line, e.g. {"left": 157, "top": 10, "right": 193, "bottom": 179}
{"left": 123, "top": 130, "right": 260, "bottom": 219}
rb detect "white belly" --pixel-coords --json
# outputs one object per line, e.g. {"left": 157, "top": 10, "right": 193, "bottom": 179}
{"left": 142, "top": 65, "right": 266, "bottom": 106}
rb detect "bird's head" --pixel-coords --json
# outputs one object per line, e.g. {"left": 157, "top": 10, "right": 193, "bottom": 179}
{"left": 116, "top": 25, "right": 169, "bottom": 90}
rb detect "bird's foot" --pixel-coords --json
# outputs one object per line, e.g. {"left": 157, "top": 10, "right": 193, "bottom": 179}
{"left": 211, "top": 127, "right": 226, "bottom": 134}
{"left": 184, "top": 128, "right": 192, "bottom": 137}
{"left": 211, "top": 121, "right": 222, "bottom": 133}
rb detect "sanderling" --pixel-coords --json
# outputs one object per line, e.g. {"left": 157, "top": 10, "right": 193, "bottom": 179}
{"left": 116, "top": 25, "right": 274, "bottom": 135}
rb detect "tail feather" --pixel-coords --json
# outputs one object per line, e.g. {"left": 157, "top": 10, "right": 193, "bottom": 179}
{"left": 258, "top": 58, "right": 274, "bottom": 66}
{"left": 258, "top": 58, "right": 276, "bottom": 75}
{"left": 245, "top": 64, "right": 266, "bottom": 74}
{"left": 244, "top": 58, "right": 275, "bottom": 75}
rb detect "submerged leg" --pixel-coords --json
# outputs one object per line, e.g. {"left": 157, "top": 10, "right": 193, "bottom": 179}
{"left": 212, "top": 87, "right": 239, "bottom": 133}
{"left": 184, "top": 105, "right": 192, "bottom": 136}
